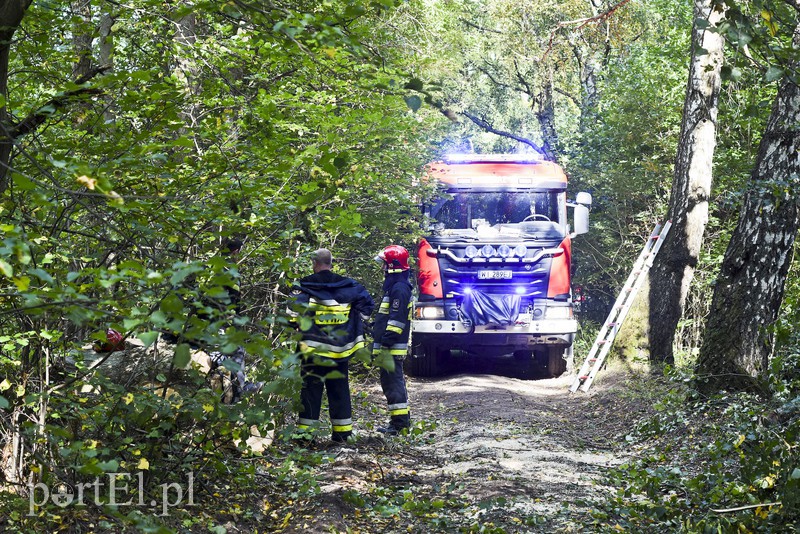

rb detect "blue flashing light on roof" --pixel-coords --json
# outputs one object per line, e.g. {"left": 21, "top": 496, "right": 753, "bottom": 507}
{"left": 442, "top": 153, "right": 545, "bottom": 164}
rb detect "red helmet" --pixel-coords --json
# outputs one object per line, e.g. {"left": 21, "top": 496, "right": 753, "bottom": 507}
{"left": 94, "top": 328, "right": 124, "bottom": 353}
{"left": 376, "top": 245, "right": 410, "bottom": 271}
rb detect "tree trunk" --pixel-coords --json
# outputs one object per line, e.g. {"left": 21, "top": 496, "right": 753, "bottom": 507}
{"left": 0, "top": 0, "right": 32, "bottom": 195}
{"left": 535, "top": 71, "right": 559, "bottom": 162}
{"left": 173, "top": 11, "right": 200, "bottom": 130}
{"left": 71, "top": 0, "right": 93, "bottom": 79}
{"left": 572, "top": 0, "right": 607, "bottom": 134}
{"left": 0, "top": 0, "right": 32, "bottom": 487}
{"left": 648, "top": 0, "right": 723, "bottom": 364}
{"left": 98, "top": 11, "right": 116, "bottom": 122}
{"left": 696, "top": 28, "right": 800, "bottom": 392}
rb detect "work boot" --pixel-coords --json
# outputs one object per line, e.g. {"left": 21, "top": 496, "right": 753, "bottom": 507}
{"left": 378, "top": 413, "right": 411, "bottom": 436}
{"left": 377, "top": 423, "right": 409, "bottom": 436}
{"left": 331, "top": 431, "right": 352, "bottom": 443}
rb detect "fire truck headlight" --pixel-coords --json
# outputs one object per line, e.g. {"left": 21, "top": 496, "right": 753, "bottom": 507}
{"left": 480, "top": 244, "right": 496, "bottom": 257}
{"left": 498, "top": 244, "right": 511, "bottom": 257}
{"left": 514, "top": 245, "right": 527, "bottom": 257}
{"left": 415, "top": 306, "right": 445, "bottom": 319}
{"left": 465, "top": 245, "right": 478, "bottom": 258}
{"left": 514, "top": 286, "right": 526, "bottom": 295}
{"left": 545, "top": 306, "right": 573, "bottom": 319}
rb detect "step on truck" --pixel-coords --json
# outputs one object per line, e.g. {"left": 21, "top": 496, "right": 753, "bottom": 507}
{"left": 409, "top": 154, "right": 592, "bottom": 377}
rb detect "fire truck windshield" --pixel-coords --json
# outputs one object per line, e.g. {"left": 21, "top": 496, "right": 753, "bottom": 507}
{"left": 430, "top": 191, "right": 560, "bottom": 229}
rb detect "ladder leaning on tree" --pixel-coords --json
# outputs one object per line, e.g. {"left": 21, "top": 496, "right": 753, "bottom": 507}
{"left": 570, "top": 221, "right": 672, "bottom": 393}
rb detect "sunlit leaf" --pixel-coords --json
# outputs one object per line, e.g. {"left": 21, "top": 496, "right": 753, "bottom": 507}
{"left": 138, "top": 331, "right": 160, "bottom": 347}
{"left": 173, "top": 344, "right": 191, "bottom": 368}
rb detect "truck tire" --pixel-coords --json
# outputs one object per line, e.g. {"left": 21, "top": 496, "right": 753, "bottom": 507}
{"left": 407, "top": 342, "right": 443, "bottom": 377}
{"left": 546, "top": 345, "right": 571, "bottom": 377}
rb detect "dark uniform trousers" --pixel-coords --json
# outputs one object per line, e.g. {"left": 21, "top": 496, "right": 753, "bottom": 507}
{"left": 299, "top": 357, "right": 352, "bottom": 438}
{"left": 379, "top": 356, "right": 410, "bottom": 429}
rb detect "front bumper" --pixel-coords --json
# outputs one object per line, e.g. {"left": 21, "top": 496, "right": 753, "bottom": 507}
{"left": 412, "top": 318, "right": 577, "bottom": 344}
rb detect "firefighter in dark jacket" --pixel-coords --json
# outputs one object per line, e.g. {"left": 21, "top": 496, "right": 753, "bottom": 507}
{"left": 372, "top": 245, "right": 413, "bottom": 435}
{"left": 287, "top": 248, "right": 374, "bottom": 442}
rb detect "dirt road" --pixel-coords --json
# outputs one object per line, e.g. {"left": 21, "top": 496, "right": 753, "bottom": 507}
{"left": 279, "top": 359, "right": 649, "bottom": 533}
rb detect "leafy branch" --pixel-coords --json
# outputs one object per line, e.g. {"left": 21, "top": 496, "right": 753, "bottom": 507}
{"left": 5, "top": 65, "right": 111, "bottom": 140}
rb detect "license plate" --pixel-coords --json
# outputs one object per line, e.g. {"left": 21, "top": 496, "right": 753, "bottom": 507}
{"left": 478, "top": 270, "right": 512, "bottom": 280}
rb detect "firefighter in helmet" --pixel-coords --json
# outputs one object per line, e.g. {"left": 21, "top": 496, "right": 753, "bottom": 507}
{"left": 372, "top": 245, "right": 413, "bottom": 435}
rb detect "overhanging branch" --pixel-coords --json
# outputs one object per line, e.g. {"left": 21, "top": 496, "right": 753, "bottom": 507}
{"left": 6, "top": 64, "right": 111, "bottom": 140}
{"left": 541, "top": 0, "right": 635, "bottom": 62}
{"left": 460, "top": 110, "right": 545, "bottom": 156}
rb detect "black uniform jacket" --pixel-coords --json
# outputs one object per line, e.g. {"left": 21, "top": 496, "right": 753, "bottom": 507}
{"left": 288, "top": 270, "right": 374, "bottom": 359}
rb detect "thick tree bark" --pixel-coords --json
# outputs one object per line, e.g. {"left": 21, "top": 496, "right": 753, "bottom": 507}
{"left": 696, "top": 31, "right": 800, "bottom": 392}
{"left": 648, "top": 0, "right": 723, "bottom": 364}
{"left": 0, "top": 0, "right": 33, "bottom": 194}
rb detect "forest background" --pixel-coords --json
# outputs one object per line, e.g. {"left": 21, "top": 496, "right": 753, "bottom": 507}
{"left": 0, "top": 0, "right": 799, "bottom": 532}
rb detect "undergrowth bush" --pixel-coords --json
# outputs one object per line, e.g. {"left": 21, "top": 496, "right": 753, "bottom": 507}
{"left": 0, "top": 341, "right": 298, "bottom": 532}
{"left": 591, "top": 356, "right": 800, "bottom": 533}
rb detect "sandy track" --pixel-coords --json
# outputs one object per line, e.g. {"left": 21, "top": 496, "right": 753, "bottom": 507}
{"left": 279, "top": 361, "right": 648, "bottom": 533}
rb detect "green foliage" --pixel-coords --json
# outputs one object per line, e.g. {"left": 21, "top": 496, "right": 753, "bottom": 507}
{"left": 0, "top": 364, "right": 287, "bottom": 531}
{"left": 591, "top": 367, "right": 800, "bottom": 532}
{"left": 712, "top": 0, "right": 799, "bottom": 84}
{"left": 0, "top": 0, "right": 445, "bottom": 528}
{"left": 1, "top": 0, "right": 798, "bottom": 531}
{"left": 568, "top": 0, "right": 691, "bottom": 306}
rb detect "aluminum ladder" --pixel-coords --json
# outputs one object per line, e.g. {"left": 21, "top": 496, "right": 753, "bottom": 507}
{"left": 570, "top": 221, "right": 672, "bottom": 393}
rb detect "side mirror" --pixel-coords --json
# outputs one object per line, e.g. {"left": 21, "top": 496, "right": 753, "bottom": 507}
{"left": 568, "top": 192, "right": 591, "bottom": 236}
{"left": 572, "top": 205, "right": 589, "bottom": 236}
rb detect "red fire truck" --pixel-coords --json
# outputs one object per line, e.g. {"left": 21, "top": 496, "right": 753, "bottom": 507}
{"left": 409, "top": 154, "right": 591, "bottom": 377}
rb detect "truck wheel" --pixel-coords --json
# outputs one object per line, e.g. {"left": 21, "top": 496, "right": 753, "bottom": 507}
{"left": 546, "top": 345, "right": 571, "bottom": 377}
{"left": 407, "top": 342, "right": 443, "bottom": 377}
